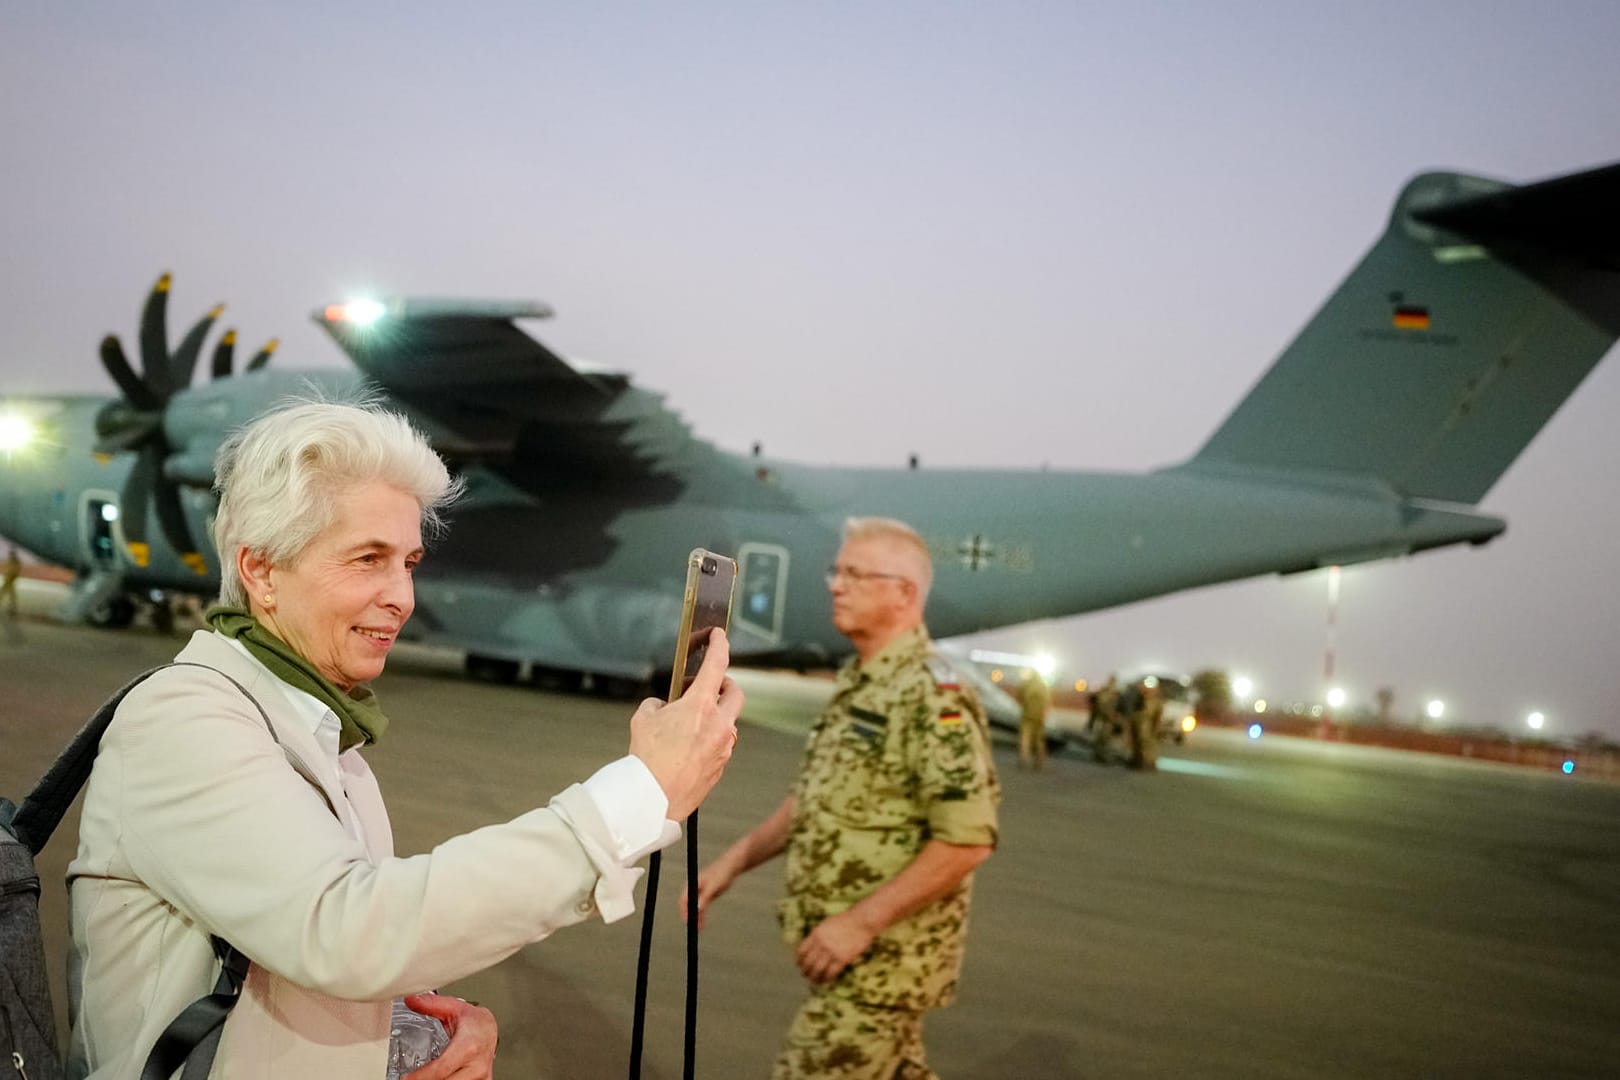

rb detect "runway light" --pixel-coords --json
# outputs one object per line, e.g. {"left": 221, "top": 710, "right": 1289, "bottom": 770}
{"left": 1247, "top": 723, "right": 1263, "bottom": 739}
{"left": 1309, "top": 705, "right": 1323, "bottom": 718}
{"left": 1527, "top": 711, "right": 1545, "bottom": 731}
{"left": 101, "top": 503, "right": 119, "bottom": 522}
{"left": 1326, "top": 687, "right": 1347, "bottom": 709}
{"left": 1073, "top": 678, "right": 1088, "bottom": 693}
{"left": 1254, "top": 699, "right": 1268, "bottom": 714}
{"left": 990, "top": 668, "right": 1004, "bottom": 683}
{"left": 1181, "top": 716, "right": 1197, "bottom": 733}
{"left": 1426, "top": 699, "right": 1446, "bottom": 720}
{"left": 1562, "top": 760, "right": 1575, "bottom": 774}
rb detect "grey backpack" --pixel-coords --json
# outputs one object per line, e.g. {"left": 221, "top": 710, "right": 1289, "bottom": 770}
{"left": 1, "top": 665, "right": 264, "bottom": 1080}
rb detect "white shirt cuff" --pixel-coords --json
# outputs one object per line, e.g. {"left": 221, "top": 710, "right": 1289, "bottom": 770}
{"left": 580, "top": 756, "right": 683, "bottom": 865}
{"left": 548, "top": 757, "right": 682, "bottom": 924}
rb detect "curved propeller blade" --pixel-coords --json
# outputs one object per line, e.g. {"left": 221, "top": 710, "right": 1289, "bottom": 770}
{"left": 154, "top": 475, "right": 206, "bottom": 575}
{"left": 138, "top": 273, "right": 174, "bottom": 400}
{"left": 246, "top": 338, "right": 279, "bottom": 372}
{"left": 170, "top": 304, "right": 224, "bottom": 392}
{"left": 99, "top": 335, "right": 161, "bottom": 411}
{"left": 211, "top": 329, "right": 237, "bottom": 380}
{"left": 120, "top": 447, "right": 158, "bottom": 568}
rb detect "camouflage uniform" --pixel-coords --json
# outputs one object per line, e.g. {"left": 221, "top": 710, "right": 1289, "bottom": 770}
{"left": 1129, "top": 693, "right": 1163, "bottom": 771}
{"left": 1090, "top": 683, "right": 1121, "bottom": 764}
{"left": 1015, "top": 675, "right": 1051, "bottom": 771}
{"left": 774, "top": 625, "right": 1000, "bottom": 1079}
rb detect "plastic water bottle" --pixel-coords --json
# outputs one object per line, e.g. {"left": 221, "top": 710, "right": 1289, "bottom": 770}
{"left": 385, "top": 996, "right": 451, "bottom": 1079}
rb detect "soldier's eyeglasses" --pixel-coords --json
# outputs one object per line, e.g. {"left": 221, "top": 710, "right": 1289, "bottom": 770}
{"left": 825, "top": 565, "right": 911, "bottom": 587}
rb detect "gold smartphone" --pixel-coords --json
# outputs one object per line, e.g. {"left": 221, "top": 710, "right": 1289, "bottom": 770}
{"left": 667, "top": 548, "right": 738, "bottom": 702}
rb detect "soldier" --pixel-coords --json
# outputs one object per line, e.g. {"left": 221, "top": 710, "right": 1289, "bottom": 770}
{"left": 1128, "top": 678, "right": 1164, "bottom": 771}
{"left": 0, "top": 545, "right": 20, "bottom": 618}
{"left": 1089, "top": 673, "right": 1122, "bottom": 764}
{"left": 1015, "top": 667, "right": 1051, "bottom": 771}
{"left": 684, "top": 517, "right": 1000, "bottom": 1079}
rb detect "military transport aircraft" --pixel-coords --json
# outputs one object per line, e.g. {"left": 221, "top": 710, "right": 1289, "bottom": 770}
{"left": 0, "top": 162, "right": 1615, "bottom": 690}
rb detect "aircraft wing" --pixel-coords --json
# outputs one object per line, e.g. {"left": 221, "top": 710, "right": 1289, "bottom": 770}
{"left": 314, "top": 298, "right": 723, "bottom": 501}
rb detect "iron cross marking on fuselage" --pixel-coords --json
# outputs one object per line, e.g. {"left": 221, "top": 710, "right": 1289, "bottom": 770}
{"left": 959, "top": 534, "right": 996, "bottom": 570}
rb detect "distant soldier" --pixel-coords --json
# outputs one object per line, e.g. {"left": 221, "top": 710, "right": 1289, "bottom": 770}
{"left": 1129, "top": 678, "right": 1164, "bottom": 771}
{"left": 0, "top": 545, "right": 20, "bottom": 617}
{"left": 1016, "top": 667, "right": 1051, "bottom": 771}
{"left": 1090, "top": 674, "right": 1122, "bottom": 764}
{"left": 685, "top": 517, "right": 1000, "bottom": 1079}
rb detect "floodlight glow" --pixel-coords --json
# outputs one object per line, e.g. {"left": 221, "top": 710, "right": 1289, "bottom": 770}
{"left": 1232, "top": 675, "right": 1253, "bottom": 701}
{"left": 1527, "top": 711, "right": 1545, "bottom": 731}
{"left": 1181, "top": 716, "right": 1196, "bottom": 733}
{"left": 1426, "top": 699, "right": 1446, "bottom": 720}
{"left": 1562, "top": 760, "right": 1575, "bottom": 774}
{"left": 1033, "top": 652, "right": 1057, "bottom": 680}
{"left": 1326, "top": 687, "right": 1347, "bottom": 709}
{"left": 327, "top": 299, "right": 386, "bottom": 326}
{"left": 1247, "top": 723, "right": 1262, "bottom": 739}
{"left": 0, "top": 413, "right": 35, "bottom": 452}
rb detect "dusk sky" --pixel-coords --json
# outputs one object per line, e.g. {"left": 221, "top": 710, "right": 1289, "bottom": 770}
{"left": 4, "top": 3, "right": 1617, "bottom": 737}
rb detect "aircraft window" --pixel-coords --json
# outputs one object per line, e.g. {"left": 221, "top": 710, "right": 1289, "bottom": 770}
{"left": 736, "top": 543, "right": 790, "bottom": 643}
{"left": 85, "top": 498, "right": 118, "bottom": 567}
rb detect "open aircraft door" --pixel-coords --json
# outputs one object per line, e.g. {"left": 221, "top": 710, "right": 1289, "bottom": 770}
{"left": 735, "top": 542, "right": 789, "bottom": 645}
{"left": 79, "top": 489, "right": 125, "bottom": 571}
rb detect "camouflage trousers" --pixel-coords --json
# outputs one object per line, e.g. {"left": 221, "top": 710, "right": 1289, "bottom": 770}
{"left": 1018, "top": 716, "right": 1047, "bottom": 770}
{"left": 771, "top": 989, "right": 937, "bottom": 1080}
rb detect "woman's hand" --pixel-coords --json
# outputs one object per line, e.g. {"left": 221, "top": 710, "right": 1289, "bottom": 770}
{"left": 401, "top": 993, "right": 498, "bottom": 1080}
{"left": 630, "top": 629, "right": 745, "bottom": 820}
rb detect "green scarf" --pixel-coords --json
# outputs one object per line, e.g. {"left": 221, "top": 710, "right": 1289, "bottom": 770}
{"left": 206, "top": 606, "right": 388, "bottom": 752}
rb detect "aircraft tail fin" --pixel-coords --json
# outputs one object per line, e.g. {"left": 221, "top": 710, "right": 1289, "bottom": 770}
{"left": 1190, "top": 162, "right": 1620, "bottom": 505}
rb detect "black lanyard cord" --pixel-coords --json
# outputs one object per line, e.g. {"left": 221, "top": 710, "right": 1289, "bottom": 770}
{"left": 629, "top": 807, "right": 699, "bottom": 1079}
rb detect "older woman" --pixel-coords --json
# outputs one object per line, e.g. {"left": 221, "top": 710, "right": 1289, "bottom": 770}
{"left": 65, "top": 401, "right": 743, "bottom": 1079}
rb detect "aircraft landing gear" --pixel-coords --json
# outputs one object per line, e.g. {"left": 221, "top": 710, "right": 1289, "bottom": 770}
{"left": 529, "top": 664, "right": 585, "bottom": 693}
{"left": 465, "top": 654, "right": 521, "bottom": 684}
{"left": 87, "top": 594, "right": 137, "bottom": 629}
{"left": 593, "top": 674, "right": 653, "bottom": 700}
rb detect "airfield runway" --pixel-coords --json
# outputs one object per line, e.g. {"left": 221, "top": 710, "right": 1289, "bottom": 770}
{"left": 4, "top": 613, "right": 1619, "bottom": 1079}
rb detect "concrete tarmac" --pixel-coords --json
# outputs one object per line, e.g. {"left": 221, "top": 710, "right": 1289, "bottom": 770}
{"left": 4, "top": 615, "right": 1619, "bottom": 1078}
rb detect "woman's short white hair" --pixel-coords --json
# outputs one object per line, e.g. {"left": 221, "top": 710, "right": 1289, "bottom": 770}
{"left": 212, "top": 399, "right": 463, "bottom": 607}
{"left": 842, "top": 516, "right": 934, "bottom": 602}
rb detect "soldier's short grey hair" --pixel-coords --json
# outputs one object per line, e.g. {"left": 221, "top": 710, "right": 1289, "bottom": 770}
{"left": 212, "top": 399, "right": 463, "bottom": 607}
{"left": 841, "top": 517, "right": 933, "bottom": 603}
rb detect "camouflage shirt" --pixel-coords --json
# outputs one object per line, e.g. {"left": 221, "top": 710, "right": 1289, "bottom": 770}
{"left": 780, "top": 625, "right": 1001, "bottom": 1010}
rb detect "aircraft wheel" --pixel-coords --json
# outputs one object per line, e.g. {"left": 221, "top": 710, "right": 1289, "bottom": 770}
{"left": 594, "top": 674, "right": 653, "bottom": 700}
{"left": 88, "top": 595, "right": 137, "bottom": 629}
{"left": 150, "top": 599, "right": 176, "bottom": 636}
{"left": 530, "top": 664, "right": 585, "bottom": 693}
{"left": 466, "top": 654, "right": 520, "bottom": 684}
